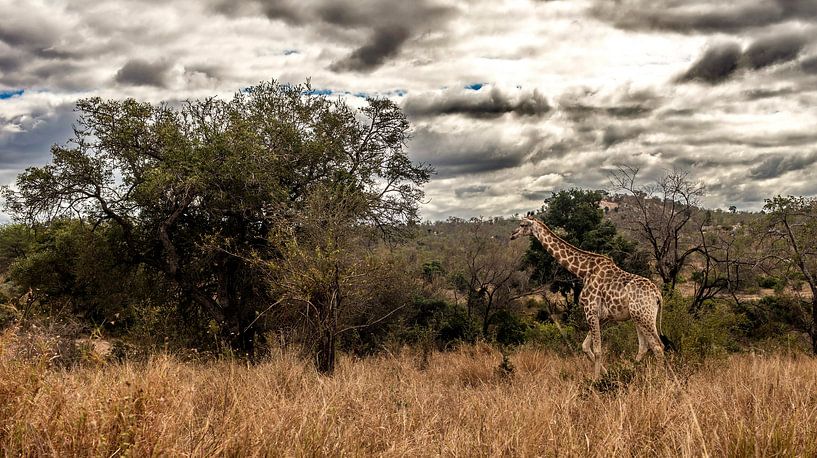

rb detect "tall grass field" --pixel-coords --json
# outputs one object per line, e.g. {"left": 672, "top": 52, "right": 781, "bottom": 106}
{"left": 1, "top": 329, "right": 816, "bottom": 456}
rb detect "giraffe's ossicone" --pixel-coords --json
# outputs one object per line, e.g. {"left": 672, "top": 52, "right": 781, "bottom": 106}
{"left": 512, "top": 215, "right": 664, "bottom": 378}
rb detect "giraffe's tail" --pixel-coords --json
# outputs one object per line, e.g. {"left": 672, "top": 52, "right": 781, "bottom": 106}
{"left": 656, "top": 295, "right": 677, "bottom": 352}
{"left": 660, "top": 334, "right": 677, "bottom": 352}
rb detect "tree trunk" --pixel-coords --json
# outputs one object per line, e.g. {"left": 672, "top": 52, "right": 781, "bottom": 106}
{"left": 481, "top": 300, "right": 492, "bottom": 337}
{"left": 316, "top": 328, "right": 336, "bottom": 374}
{"left": 812, "top": 296, "right": 817, "bottom": 356}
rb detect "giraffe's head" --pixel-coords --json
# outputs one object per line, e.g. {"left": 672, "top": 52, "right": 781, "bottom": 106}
{"left": 510, "top": 215, "right": 535, "bottom": 240}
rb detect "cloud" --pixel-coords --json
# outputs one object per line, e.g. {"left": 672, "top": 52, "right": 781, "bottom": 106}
{"left": 210, "top": 0, "right": 307, "bottom": 24}
{"left": 678, "top": 32, "right": 813, "bottom": 85}
{"left": 520, "top": 189, "right": 553, "bottom": 201}
{"left": 677, "top": 42, "right": 741, "bottom": 84}
{"left": 210, "top": 0, "right": 457, "bottom": 72}
{"left": 404, "top": 86, "right": 551, "bottom": 119}
{"left": 601, "top": 125, "right": 644, "bottom": 148}
{"left": 800, "top": 55, "right": 817, "bottom": 74}
{"left": 558, "top": 86, "right": 662, "bottom": 120}
{"left": 409, "top": 125, "right": 546, "bottom": 177}
{"left": 0, "top": 102, "right": 76, "bottom": 171}
{"left": 331, "top": 26, "right": 411, "bottom": 72}
{"left": 454, "top": 184, "right": 488, "bottom": 198}
{"left": 749, "top": 151, "right": 817, "bottom": 179}
{"left": 745, "top": 33, "right": 808, "bottom": 69}
{"left": 115, "top": 59, "right": 172, "bottom": 87}
{"left": 591, "top": 0, "right": 817, "bottom": 34}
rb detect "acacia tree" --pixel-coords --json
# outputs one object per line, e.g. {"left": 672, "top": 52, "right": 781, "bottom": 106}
{"left": 761, "top": 195, "right": 817, "bottom": 354}
{"left": 1, "top": 80, "right": 431, "bottom": 355}
{"left": 449, "top": 218, "right": 529, "bottom": 337}
{"left": 266, "top": 187, "right": 416, "bottom": 374}
{"left": 689, "top": 217, "right": 741, "bottom": 313}
{"left": 611, "top": 166, "right": 705, "bottom": 291}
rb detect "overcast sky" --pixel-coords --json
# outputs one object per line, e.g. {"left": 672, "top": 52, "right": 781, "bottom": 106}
{"left": 2, "top": 0, "right": 817, "bottom": 220}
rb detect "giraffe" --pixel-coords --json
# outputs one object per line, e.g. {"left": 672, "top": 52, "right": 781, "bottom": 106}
{"left": 511, "top": 215, "right": 663, "bottom": 378}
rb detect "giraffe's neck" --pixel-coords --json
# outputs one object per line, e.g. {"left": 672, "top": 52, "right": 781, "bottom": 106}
{"left": 530, "top": 219, "right": 602, "bottom": 279}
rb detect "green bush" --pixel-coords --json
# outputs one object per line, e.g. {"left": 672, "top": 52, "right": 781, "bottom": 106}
{"left": 491, "top": 310, "right": 528, "bottom": 347}
{"left": 662, "top": 295, "right": 746, "bottom": 360}
{"left": 393, "top": 297, "right": 479, "bottom": 350}
{"left": 601, "top": 321, "right": 638, "bottom": 357}
{"left": 734, "top": 295, "right": 809, "bottom": 341}
{"left": 757, "top": 275, "right": 786, "bottom": 292}
{"left": 525, "top": 321, "right": 576, "bottom": 354}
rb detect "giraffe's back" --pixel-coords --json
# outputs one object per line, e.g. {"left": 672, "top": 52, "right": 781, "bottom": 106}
{"left": 588, "top": 265, "right": 661, "bottom": 322}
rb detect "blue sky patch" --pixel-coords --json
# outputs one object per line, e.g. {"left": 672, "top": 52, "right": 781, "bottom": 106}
{"left": 0, "top": 89, "right": 24, "bottom": 100}
{"left": 465, "top": 83, "right": 485, "bottom": 91}
{"left": 283, "top": 49, "right": 299, "bottom": 55}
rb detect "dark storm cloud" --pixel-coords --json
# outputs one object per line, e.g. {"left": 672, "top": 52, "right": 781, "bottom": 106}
{"left": 677, "top": 42, "right": 741, "bottom": 84}
{"left": 115, "top": 59, "right": 172, "bottom": 87}
{"left": 0, "top": 50, "right": 24, "bottom": 76}
{"left": 561, "top": 102, "right": 654, "bottom": 120}
{"left": 404, "top": 87, "right": 551, "bottom": 119}
{"left": 601, "top": 125, "right": 644, "bottom": 149}
{"left": 316, "top": 2, "right": 370, "bottom": 27}
{"left": 558, "top": 86, "right": 662, "bottom": 122}
{"left": 0, "top": 18, "right": 62, "bottom": 54}
{"left": 330, "top": 26, "right": 411, "bottom": 72}
{"left": 745, "top": 33, "right": 807, "bottom": 69}
{"left": 749, "top": 151, "right": 817, "bottom": 179}
{"left": 454, "top": 185, "right": 488, "bottom": 198}
{"left": 742, "top": 87, "right": 797, "bottom": 100}
{"left": 801, "top": 55, "right": 817, "bottom": 74}
{"left": 210, "top": 0, "right": 307, "bottom": 24}
{"left": 678, "top": 33, "right": 812, "bottom": 85}
{"left": 257, "top": 0, "right": 308, "bottom": 24}
{"left": 592, "top": 0, "right": 817, "bottom": 34}
{"left": 410, "top": 126, "right": 544, "bottom": 178}
{"left": 210, "top": 0, "right": 456, "bottom": 72}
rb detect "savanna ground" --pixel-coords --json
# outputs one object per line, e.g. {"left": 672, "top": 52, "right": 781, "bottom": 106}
{"left": 2, "top": 327, "right": 816, "bottom": 457}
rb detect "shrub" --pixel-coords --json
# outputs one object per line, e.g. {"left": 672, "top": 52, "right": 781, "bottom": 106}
{"left": 757, "top": 275, "right": 786, "bottom": 292}
{"left": 491, "top": 310, "right": 528, "bottom": 347}
{"left": 662, "top": 295, "right": 746, "bottom": 360}
{"left": 394, "top": 297, "right": 479, "bottom": 350}
{"left": 525, "top": 321, "right": 576, "bottom": 354}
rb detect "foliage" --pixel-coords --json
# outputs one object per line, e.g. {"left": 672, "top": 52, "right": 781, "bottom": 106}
{"left": 761, "top": 195, "right": 817, "bottom": 353}
{"left": 491, "top": 310, "right": 527, "bottom": 346}
{"left": 395, "top": 298, "right": 479, "bottom": 349}
{"left": 661, "top": 295, "right": 746, "bottom": 360}
{"left": 524, "top": 321, "right": 577, "bottom": 354}
{"left": 1, "top": 81, "right": 432, "bottom": 356}
{"left": 266, "top": 187, "right": 418, "bottom": 373}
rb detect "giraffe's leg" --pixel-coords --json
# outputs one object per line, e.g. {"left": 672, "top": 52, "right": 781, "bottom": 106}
{"left": 582, "top": 331, "right": 594, "bottom": 361}
{"left": 635, "top": 325, "right": 648, "bottom": 362}
{"left": 647, "top": 321, "right": 664, "bottom": 359}
{"left": 589, "top": 314, "right": 605, "bottom": 379}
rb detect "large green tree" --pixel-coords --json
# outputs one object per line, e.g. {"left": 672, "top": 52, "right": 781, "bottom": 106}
{"left": 2, "top": 81, "right": 432, "bottom": 355}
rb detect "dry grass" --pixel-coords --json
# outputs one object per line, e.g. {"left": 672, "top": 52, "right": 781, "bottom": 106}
{"left": 2, "top": 331, "right": 817, "bottom": 457}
